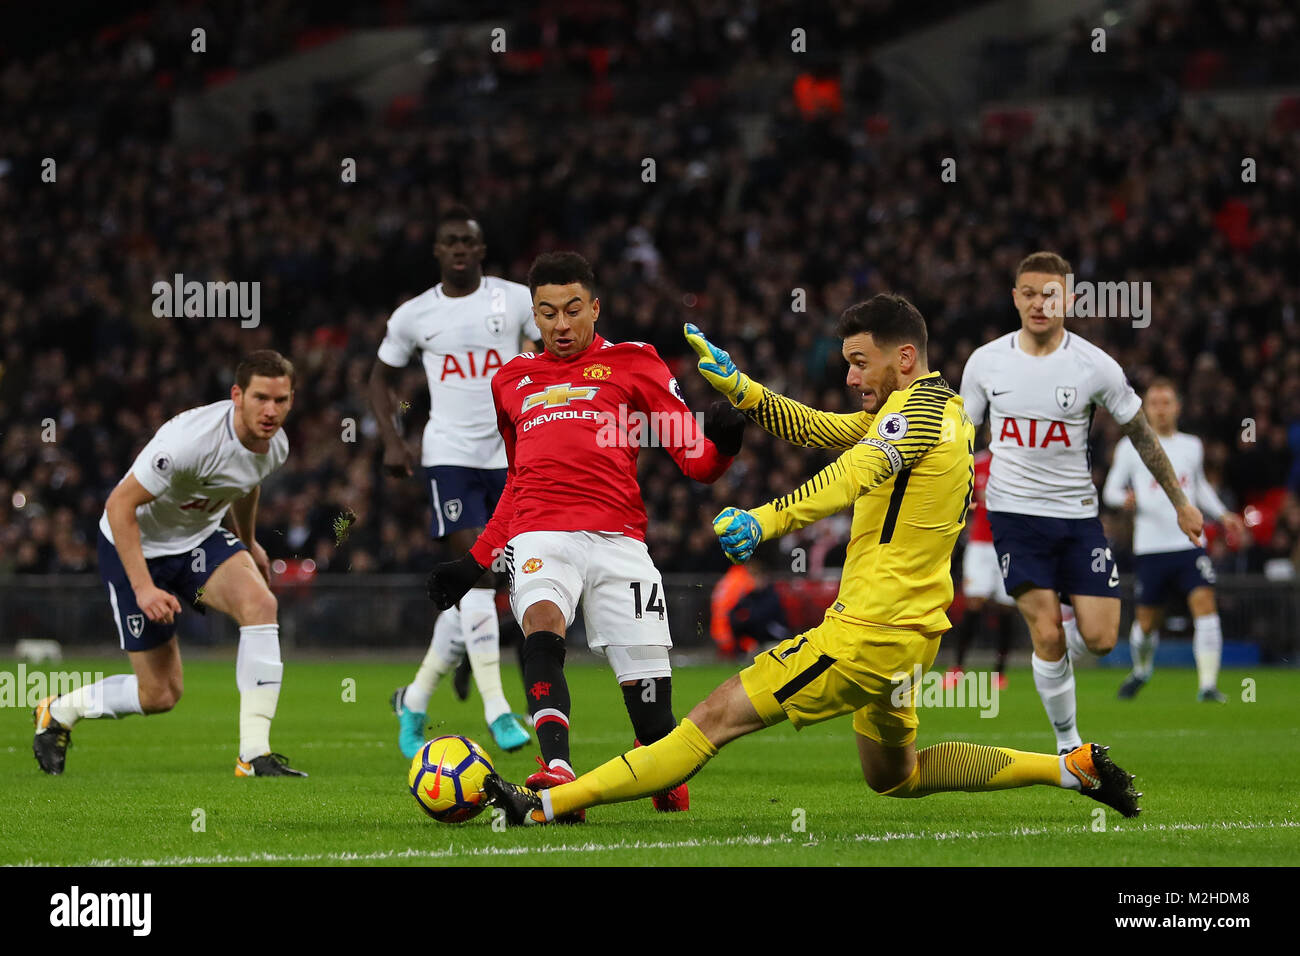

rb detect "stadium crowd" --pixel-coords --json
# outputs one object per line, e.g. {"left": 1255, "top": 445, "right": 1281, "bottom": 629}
{"left": 2, "top": 0, "right": 1298, "bottom": 585}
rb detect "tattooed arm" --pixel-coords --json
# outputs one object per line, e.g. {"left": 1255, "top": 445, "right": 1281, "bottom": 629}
{"left": 1119, "top": 411, "right": 1204, "bottom": 546}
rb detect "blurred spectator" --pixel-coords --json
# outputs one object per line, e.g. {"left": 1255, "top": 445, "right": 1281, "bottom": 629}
{"left": 0, "top": 0, "right": 1295, "bottom": 581}
{"left": 710, "top": 544, "right": 790, "bottom": 657}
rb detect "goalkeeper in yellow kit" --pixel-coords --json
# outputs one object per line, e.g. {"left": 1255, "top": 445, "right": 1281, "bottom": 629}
{"left": 485, "top": 294, "right": 1141, "bottom": 825}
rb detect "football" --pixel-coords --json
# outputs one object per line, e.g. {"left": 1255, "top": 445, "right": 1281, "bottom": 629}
{"left": 407, "top": 735, "right": 494, "bottom": 823}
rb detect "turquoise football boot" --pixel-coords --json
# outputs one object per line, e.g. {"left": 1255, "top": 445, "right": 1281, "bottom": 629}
{"left": 391, "top": 687, "right": 427, "bottom": 760}
{"left": 489, "top": 713, "right": 529, "bottom": 753}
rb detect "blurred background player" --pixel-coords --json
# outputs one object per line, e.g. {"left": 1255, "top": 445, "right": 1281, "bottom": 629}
{"left": 1102, "top": 378, "right": 1246, "bottom": 702}
{"left": 427, "top": 251, "right": 745, "bottom": 818}
{"left": 946, "top": 445, "right": 1016, "bottom": 690}
{"left": 709, "top": 543, "right": 790, "bottom": 659}
{"left": 960, "top": 251, "right": 1203, "bottom": 754}
{"left": 370, "top": 205, "right": 537, "bottom": 758}
{"left": 33, "top": 351, "right": 304, "bottom": 778}
{"left": 485, "top": 297, "right": 1141, "bottom": 827}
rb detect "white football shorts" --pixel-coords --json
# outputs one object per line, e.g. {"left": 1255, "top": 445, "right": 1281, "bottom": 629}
{"left": 962, "top": 540, "right": 1016, "bottom": 606}
{"left": 504, "top": 530, "right": 672, "bottom": 683}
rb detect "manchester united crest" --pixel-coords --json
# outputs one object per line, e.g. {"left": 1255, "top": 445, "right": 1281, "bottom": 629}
{"left": 522, "top": 558, "right": 544, "bottom": 574}
{"left": 583, "top": 363, "right": 612, "bottom": 381}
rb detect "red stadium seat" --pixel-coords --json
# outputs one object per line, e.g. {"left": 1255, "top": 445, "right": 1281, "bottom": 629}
{"left": 1243, "top": 487, "right": 1287, "bottom": 546}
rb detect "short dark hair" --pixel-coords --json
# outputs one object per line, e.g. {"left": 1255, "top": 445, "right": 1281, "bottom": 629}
{"left": 438, "top": 203, "right": 477, "bottom": 228}
{"left": 528, "top": 251, "right": 595, "bottom": 296}
{"left": 835, "top": 294, "right": 927, "bottom": 354}
{"left": 236, "top": 349, "right": 295, "bottom": 390}
{"left": 1016, "top": 251, "right": 1071, "bottom": 280}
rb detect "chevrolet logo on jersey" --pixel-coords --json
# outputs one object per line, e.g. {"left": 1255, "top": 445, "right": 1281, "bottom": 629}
{"left": 521, "top": 383, "right": 600, "bottom": 413}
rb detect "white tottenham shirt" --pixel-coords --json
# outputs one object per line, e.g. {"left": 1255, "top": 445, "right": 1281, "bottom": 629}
{"left": 99, "top": 401, "right": 289, "bottom": 558}
{"left": 377, "top": 276, "right": 539, "bottom": 469}
{"left": 1102, "top": 432, "right": 1227, "bottom": 554}
{"left": 960, "top": 329, "right": 1143, "bottom": 519}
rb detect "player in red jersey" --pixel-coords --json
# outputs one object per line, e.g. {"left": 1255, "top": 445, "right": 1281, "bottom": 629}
{"left": 946, "top": 447, "right": 1017, "bottom": 690}
{"left": 426, "top": 251, "right": 744, "bottom": 818}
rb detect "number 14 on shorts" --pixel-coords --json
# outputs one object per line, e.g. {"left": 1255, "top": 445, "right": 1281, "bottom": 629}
{"left": 629, "top": 582, "right": 666, "bottom": 620}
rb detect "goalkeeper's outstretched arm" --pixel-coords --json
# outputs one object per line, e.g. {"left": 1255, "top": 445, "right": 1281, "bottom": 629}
{"left": 684, "top": 323, "right": 872, "bottom": 449}
{"left": 712, "top": 386, "right": 947, "bottom": 563}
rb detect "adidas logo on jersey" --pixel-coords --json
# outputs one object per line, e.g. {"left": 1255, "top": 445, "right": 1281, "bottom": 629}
{"left": 515, "top": 375, "right": 533, "bottom": 390}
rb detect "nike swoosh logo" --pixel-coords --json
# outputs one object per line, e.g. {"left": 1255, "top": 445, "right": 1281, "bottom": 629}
{"left": 1052, "top": 719, "right": 1073, "bottom": 730}
{"left": 992, "top": 390, "right": 1012, "bottom": 396}
{"left": 256, "top": 679, "right": 280, "bottom": 686}
{"left": 426, "top": 743, "right": 449, "bottom": 799}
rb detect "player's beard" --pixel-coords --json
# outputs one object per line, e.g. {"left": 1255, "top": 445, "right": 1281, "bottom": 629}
{"left": 867, "top": 365, "right": 900, "bottom": 411}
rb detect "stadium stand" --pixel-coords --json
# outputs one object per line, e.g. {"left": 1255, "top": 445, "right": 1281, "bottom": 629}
{"left": 2, "top": 0, "right": 1296, "bottom": 601}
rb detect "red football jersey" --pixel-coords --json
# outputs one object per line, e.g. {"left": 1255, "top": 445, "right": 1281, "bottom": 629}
{"left": 969, "top": 448, "right": 993, "bottom": 543}
{"left": 470, "top": 334, "right": 733, "bottom": 567}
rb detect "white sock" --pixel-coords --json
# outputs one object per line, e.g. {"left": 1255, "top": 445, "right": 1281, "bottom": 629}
{"left": 1032, "top": 651, "right": 1082, "bottom": 751}
{"left": 1193, "top": 614, "right": 1223, "bottom": 691}
{"left": 405, "top": 607, "right": 463, "bottom": 715}
{"left": 1061, "top": 604, "right": 1094, "bottom": 660}
{"left": 1059, "top": 754, "right": 1083, "bottom": 790}
{"left": 459, "top": 588, "right": 512, "bottom": 724}
{"left": 237, "top": 624, "right": 282, "bottom": 762}
{"left": 50, "top": 674, "right": 143, "bottom": 727}
{"left": 1130, "top": 620, "right": 1159, "bottom": 679}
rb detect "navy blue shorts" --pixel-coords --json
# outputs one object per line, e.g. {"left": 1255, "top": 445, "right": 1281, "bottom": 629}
{"left": 1134, "top": 548, "right": 1215, "bottom": 606}
{"left": 424, "top": 465, "right": 507, "bottom": 539}
{"left": 987, "top": 512, "right": 1119, "bottom": 598}
{"left": 98, "top": 527, "right": 247, "bottom": 651}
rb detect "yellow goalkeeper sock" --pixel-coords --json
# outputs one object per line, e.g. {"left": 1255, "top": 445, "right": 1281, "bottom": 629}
{"left": 545, "top": 718, "right": 718, "bottom": 820}
{"left": 882, "top": 741, "right": 1060, "bottom": 798}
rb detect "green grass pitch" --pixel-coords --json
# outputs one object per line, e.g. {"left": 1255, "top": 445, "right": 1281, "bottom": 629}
{"left": 3, "top": 657, "right": 1297, "bottom": 866}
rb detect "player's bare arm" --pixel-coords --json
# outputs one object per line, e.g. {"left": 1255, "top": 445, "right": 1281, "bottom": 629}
{"left": 104, "top": 473, "right": 183, "bottom": 624}
{"left": 227, "top": 485, "right": 271, "bottom": 583}
{"left": 1120, "top": 410, "right": 1203, "bottom": 545}
{"left": 368, "top": 359, "right": 417, "bottom": 477}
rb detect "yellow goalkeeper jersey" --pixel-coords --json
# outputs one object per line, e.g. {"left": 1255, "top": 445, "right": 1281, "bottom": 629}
{"left": 745, "top": 372, "right": 974, "bottom": 634}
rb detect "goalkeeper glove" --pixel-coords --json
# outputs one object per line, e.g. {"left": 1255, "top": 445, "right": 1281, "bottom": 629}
{"left": 426, "top": 553, "right": 486, "bottom": 609}
{"left": 703, "top": 400, "right": 746, "bottom": 456}
{"left": 712, "top": 507, "right": 763, "bottom": 564}
{"left": 684, "top": 323, "right": 757, "bottom": 409}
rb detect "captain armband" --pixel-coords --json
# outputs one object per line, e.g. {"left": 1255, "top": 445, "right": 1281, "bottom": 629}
{"left": 860, "top": 437, "right": 903, "bottom": 474}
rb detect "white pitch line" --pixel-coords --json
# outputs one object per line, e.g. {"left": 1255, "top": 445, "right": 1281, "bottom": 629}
{"left": 848, "top": 818, "right": 1300, "bottom": 844}
{"left": 12, "top": 834, "right": 798, "bottom": 868}
{"left": 10, "top": 819, "right": 1296, "bottom": 868}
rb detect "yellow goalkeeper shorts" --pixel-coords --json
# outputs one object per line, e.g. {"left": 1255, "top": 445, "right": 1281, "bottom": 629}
{"left": 738, "top": 615, "right": 943, "bottom": 748}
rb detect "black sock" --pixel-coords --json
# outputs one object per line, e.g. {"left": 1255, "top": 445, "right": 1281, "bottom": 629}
{"left": 622, "top": 677, "right": 676, "bottom": 745}
{"left": 994, "top": 610, "right": 1013, "bottom": 674}
{"left": 954, "top": 609, "right": 977, "bottom": 668}
{"left": 521, "top": 630, "right": 570, "bottom": 768}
